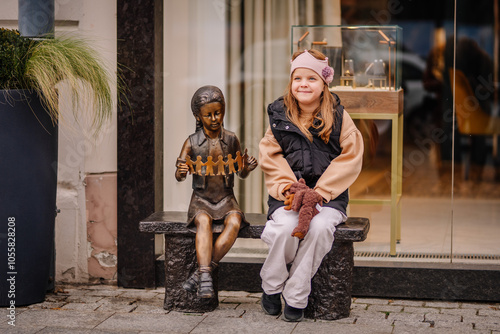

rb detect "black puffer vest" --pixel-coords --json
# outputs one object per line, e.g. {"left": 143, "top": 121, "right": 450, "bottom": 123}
{"left": 267, "top": 93, "right": 349, "bottom": 218}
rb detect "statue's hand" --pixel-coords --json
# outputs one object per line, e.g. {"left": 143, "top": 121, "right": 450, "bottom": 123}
{"left": 246, "top": 156, "right": 258, "bottom": 171}
{"left": 242, "top": 149, "right": 258, "bottom": 171}
{"left": 175, "top": 158, "right": 189, "bottom": 180}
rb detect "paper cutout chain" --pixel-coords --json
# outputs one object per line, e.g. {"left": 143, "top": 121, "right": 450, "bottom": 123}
{"left": 183, "top": 150, "right": 248, "bottom": 176}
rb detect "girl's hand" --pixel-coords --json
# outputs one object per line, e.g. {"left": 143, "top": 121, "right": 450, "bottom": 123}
{"left": 284, "top": 193, "right": 295, "bottom": 210}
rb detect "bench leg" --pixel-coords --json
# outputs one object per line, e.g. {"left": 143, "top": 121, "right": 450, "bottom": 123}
{"left": 163, "top": 235, "right": 219, "bottom": 312}
{"left": 305, "top": 241, "right": 353, "bottom": 320}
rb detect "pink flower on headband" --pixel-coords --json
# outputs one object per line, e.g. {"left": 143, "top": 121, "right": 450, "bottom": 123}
{"left": 322, "top": 66, "right": 334, "bottom": 84}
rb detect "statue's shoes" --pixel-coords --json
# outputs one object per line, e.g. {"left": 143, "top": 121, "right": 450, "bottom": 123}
{"left": 197, "top": 272, "right": 214, "bottom": 299}
{"left": 182, "top": 270, "right": 200, "bottom": 293}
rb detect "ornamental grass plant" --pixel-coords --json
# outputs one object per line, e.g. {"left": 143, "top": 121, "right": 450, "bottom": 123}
{"left": 0, "top": 28, "right": 120, "bottom": 131}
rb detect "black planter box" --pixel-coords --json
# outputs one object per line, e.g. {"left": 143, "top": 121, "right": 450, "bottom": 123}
{"left": 0, "top": 90, "right": 58, "bottom": 306}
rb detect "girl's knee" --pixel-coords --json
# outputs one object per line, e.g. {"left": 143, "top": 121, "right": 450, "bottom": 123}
{"left": 308, "top": 210, "right": 340, "bottom": 236}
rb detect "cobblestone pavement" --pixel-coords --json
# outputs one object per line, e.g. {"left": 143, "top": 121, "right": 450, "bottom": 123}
{"left": 1, "top": 284, "right": 499, "bottom": 333}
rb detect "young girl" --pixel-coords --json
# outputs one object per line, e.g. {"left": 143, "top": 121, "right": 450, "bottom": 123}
{"left": 259, "top": 49, "right": 364, "bottom": 321}
{"left": 175, "top": 85, "right": 258, "bottom": 299}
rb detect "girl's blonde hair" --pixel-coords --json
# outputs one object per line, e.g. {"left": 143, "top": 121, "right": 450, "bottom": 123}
{"left": 283, "top": 49, "right": 338, "bottom": 143}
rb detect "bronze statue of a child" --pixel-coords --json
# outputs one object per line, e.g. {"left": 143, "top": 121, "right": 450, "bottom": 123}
{"left": 175, "top": 85, "right": 258, "bottom": 298}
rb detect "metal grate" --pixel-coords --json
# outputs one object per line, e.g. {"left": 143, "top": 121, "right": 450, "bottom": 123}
{"left": 354, "top": 251, "right": 500, "bottom": 261}
{"left": 228, "top": 248, "right": 500, "bottom": 261}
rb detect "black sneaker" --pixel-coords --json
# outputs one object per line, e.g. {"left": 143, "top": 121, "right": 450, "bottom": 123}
{"left": 260, "top": 292, "right": 282, "bottom": 316}
{"left": 282, "top": 299, "right": 304, "bottom": 322}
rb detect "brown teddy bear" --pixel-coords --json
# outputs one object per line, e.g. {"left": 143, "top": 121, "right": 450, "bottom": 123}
{"left": 284, "top": 178, "right": 323, "bottom": 239}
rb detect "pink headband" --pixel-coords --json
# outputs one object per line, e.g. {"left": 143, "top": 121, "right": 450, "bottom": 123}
{"left": 290, "top": 50, "right": 334, "bottom": 84}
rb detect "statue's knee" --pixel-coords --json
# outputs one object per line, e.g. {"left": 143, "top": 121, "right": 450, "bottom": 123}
{"left": 225, "top": 214, "right": 241, "bottom": 231}
{"left": 196, "top": 214, "right": 212, "bottom": 230}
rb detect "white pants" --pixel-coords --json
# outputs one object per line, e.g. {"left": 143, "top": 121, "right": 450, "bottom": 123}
{"left": 260, "top": 206, "right": 345, "bottom": 309}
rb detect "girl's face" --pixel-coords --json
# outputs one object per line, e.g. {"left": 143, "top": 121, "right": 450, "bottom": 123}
{"left": 197, "top": 102, "right": 224, "bottom": 136}
{"left": 291, "top": 68, "right": 324, "bottom": 111}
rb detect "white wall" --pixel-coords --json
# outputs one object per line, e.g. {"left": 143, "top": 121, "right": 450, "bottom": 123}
{"left": 163, "top": 0, "right": 227, "bottom": 211}
{"left": 0, "top": 0, "right": 118, "bottom": 283}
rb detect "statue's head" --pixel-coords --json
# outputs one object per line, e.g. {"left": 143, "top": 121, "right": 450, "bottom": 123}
{"left": 191, "top": 86, "right": 226, "bottom": 132}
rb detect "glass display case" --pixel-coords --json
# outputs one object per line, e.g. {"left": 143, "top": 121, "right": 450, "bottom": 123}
{"left": 292, "top": 25, "right": 404, "bottom": 255}
{"left": 291, "top": 25, "right": 402, "bottom": 91}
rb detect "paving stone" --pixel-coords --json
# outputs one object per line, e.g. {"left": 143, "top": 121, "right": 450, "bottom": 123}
{"left": 387, "top": 312, "right": 425, "bottom": 324}
{"left": 118, "top": 291, "right": 160, "bottom": 300}
{"left": 350, "top": 303, "right": 368, "bottom": 310}
{"left": 294, "top": 322, "right": 394, "bottom": 334}
{"left": 432, "top": 321, "right": 473, "bottom": 329}
{"left": 465, "top": 316, "right": 500, "bottom": 330}
{"left": 131, "top": 304, "right": 170, "bottom": 314}
{"left": 153, "top": 293, "right": 165, "bottom": 300}
{"left": 61, "top": 302, "right": 102, "bottom": 311}
{"left": 204, "top": 308, "right": 246, "bottom": 318}
{"left": 393, "top": 325, "right": 487, "bottom": 334}
{"left": 95, "top": 312, "right": 205, "bottom": 332}
{"left": 478, "top": 309, "right": 500, "bottom": 317}
{"left": 440, "top": 307, "right": 478, "bottom": 316}
{"left": 191, "top": 311, "right": 296, "bottom": 334}
{"left": 43, "top": 295, "right": 69, "bottom": 303}
{"left": 235, "top": 301, "right": 264, "bottom": 312}
{"left": 353, "top": 298, "right": 390, "bottom": 305}
{"left": 66, "top": 295, "right": 105, "bottom": 303}
{"left": 219, "top": 290, "right": 251, "bottom": 298}
{"left": 220, "top": 296, "right": 260, "bottom": 304}
{"left": 390, "top": 300, "right": 425, "bottom": 307}
{"left": 13, "top": 309, "right": 114, "bottom": 329}
{"left": 461, "top": 302, "right": 499, "bottom": 310}
{"left": 367, "top": 304, "right": 404, "bottom": 313}
{"left": 318, "top": 314, "right": 356, "bottom": 325}
{"left": 402, "top": 306, "right": 440, "bottom": 314}
{"left": 73, "top": 284, "right": 119, "bottom": 290}
{"left": 96, "top": 302, "right": 137, "bottom": 313}
{"left": 85, "top": 290, "right": 125, "bottom": 297}
{"left": 392, "top": 319, "right": 429, "bottom": 328}
{"left": 55, "top": 288, "right": 89, "bottom": 296}
{"left": 0, "top": 307, "right": 28, "bottom": 324}
{"left": 132, "top": 298, "right": 164, "bottom": 308}
{"left": 355, "top": 316, "right": 393, "bottom": 326}
{"left": 350, "top": 309, "right": 388, "bottom": 321}
{"left": 0, "top": 322, "right": 45, "bottom": 333}
{"left": 26, "top": 301, "right": 67, "bottom": 310}
{"left": 248, "top": 292, "right": 262, "bottom": 298}
{"left": 424, "top": 313, "right": 462, "bottom": 323}
{"left": 423, "top": 301, "right": 460, "bottom": 308}
{"left": 37, "top": 327, "right": 140, "bottom": 334}
{"left": 392, "top": 325, "right": 433, "bottom": 334}
{"left": 218, "top": 302, "right": 240, "bottom": 310}
{"left": 475, "top": 321, "right": 500, "bottom": 331}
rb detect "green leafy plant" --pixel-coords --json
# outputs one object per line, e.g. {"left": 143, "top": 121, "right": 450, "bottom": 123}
{"left": 0, "top": 28, "right": 35, "bottom": 89}
{"left": 0, "top": 28, "right": 121, "bottom": 131}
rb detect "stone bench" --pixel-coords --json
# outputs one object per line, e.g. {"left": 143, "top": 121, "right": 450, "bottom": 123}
{"left": 139, "top": 211, "right": 369, "bottom": 320}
